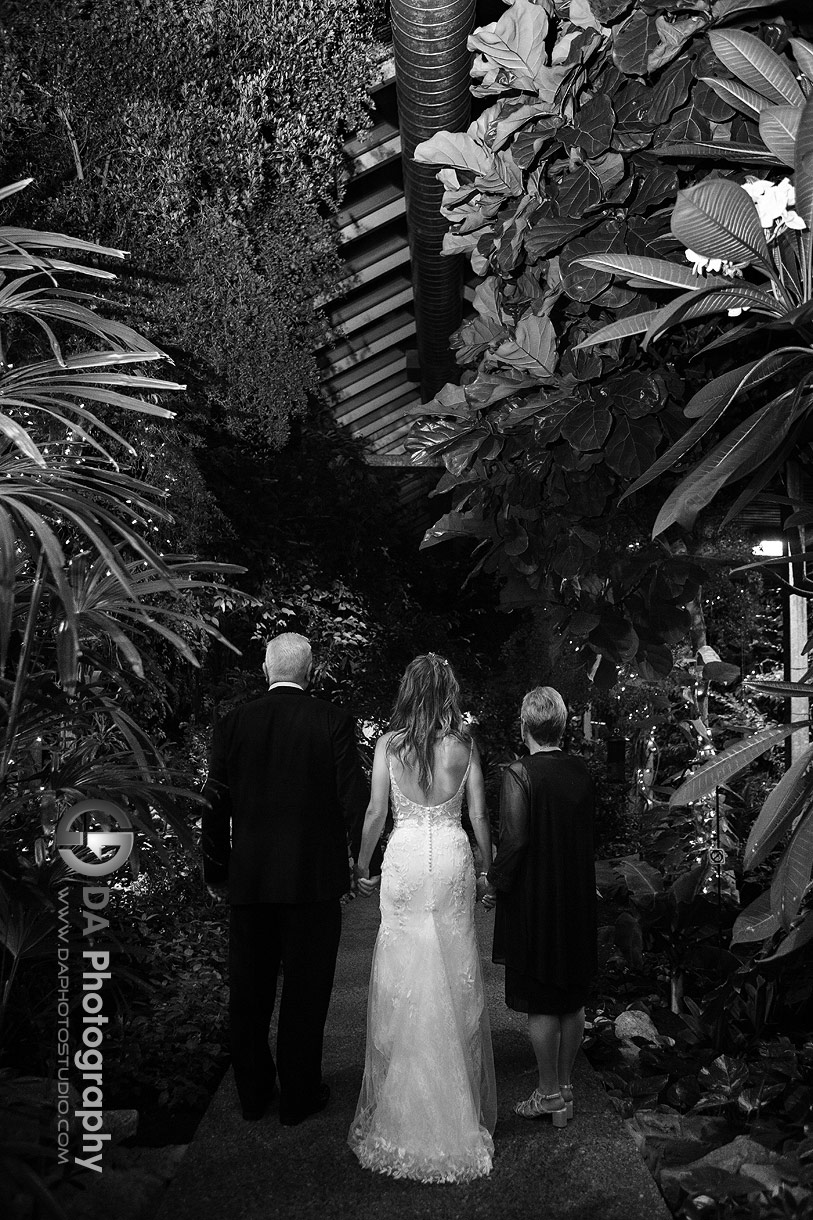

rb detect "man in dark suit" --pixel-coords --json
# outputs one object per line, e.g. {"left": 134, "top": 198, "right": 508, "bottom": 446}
{"left": 202, "top": 632, "right": 370, "bottom": 1125}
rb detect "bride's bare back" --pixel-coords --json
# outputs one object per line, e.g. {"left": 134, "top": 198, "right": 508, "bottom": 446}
{"left": 387, "top": 731, "right": 472, "bottom": 807}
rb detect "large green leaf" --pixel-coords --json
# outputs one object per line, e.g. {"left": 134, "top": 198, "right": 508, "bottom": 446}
{"left": 758, "top": 910, "right": 813, "bottom": 963}
{"left": 759, "top": 106, "right": 801, "bottom": 168}
{"left": 573, "top": 254, "right": 730, "bottom": 292}
{"left": 605, "top": 414, "right": 660, "bottom": 480}
{"left": 642, "top": 284, "right": 782, "bottom": 350}
{"left": 615, "top": 857, "right": 664, "bottom": 898}
{"left": 657, "top": 140, "right": 782, "bottom": 165}
{"left": 794, "top": 95, "right": 813, "bottom": 231}
{"left": 612, "top": 10, "right": 659, "bottom": 76}
{"left": 744, "top": 679, "right": 813, "bottom": 698}
{"left": 560, "top": 222, "right": 627, "bottom": 303}
{"left": 790, "top": 38, "right": 813, "bottom": 84}
{"left": 414, "top": 132, "right": 498, "bottom": 178}
{"left": 700, "top": 78, "right": 772, "bottom": 122}
{"left": 467, "top": 0, "right": 560, "bottom": 98}
{"left": 743, "top": 741, "right": 813, "bottom": 869}
{"left": 684, "top": 350, "right": 809, "bottom": 419}
{"left": 769, "top": 806, "right": 813, "bottom": 928}
{"left": 619, "top": 394, "right": 738, "bottom": 503}
{"left": 560, "top": 400, "right": 612, "bottom": 451}
{"left": 709, "top": 29, "right": 804, "bottom": 107}
{"left": 420, "top": 511, "right": 488, "bottom": 550}
{"left": 669, "top": 723, "right": 811, "bottom": 807}
{"left": 491, "top": 313, "right": 556, "bottom": 378}
{"left": 574, "top": 310, "right": 663, "bottom": 350}
{"left": 731, "top": 890, "right": 780, "bottom": 944}
{"left": 713, "top": 0, "right": 778, "bottom": 16}
{"left": 671, "top": 178, "right": 771, "bottom": 268}
{"left": 652, "top": 397, "right": 792, "bottom": 535}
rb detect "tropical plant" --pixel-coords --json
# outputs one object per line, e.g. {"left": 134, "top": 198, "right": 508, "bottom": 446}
{"left": 0, "top": 184, "right": 248, "bottom": 1058}
{"left": 404, "top": 0, "right": 813, "bottom": 689}
{"left": 403, "top": 0, "right": 813, "bottom": 979}
{"left": 575, "top": 28, "right": 813, "bottom": 537}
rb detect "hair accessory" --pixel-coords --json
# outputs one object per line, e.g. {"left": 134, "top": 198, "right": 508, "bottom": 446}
{"left": 427, "top": 652, "right": 449, "bottom": 666}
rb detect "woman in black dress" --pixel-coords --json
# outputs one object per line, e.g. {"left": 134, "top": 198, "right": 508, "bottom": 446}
{"left": 482, "top": 687, "right": 597, "bottom": 1124}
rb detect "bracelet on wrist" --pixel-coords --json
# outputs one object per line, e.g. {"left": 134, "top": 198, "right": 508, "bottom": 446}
{"left": 478, "top": 871, "right": 489, "bottom": 879}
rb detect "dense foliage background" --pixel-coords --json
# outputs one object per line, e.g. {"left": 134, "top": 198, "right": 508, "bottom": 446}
{"left": 1, "top": 0, "right": 813, "bottom": 1217}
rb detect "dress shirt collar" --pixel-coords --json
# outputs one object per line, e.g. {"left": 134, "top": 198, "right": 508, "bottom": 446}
{"left": 267, "top": 681, "right": 305, "bottom": 692}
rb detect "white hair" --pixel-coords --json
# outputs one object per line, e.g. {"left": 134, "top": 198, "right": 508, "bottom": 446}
{"left": 264, "top": 633, "right": 312, "bottom": 684}
{"left": 521, "top": 686, "right": 567, "bottom": 746}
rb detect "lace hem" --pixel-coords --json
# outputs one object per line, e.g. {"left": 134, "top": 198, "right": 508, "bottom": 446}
{"left": 348, "top": 1129, "right": 493, "bottom": 1184}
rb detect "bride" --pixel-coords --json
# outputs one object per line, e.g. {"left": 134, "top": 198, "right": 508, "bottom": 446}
{"left": 348, "top": 653, "right": 497, "bottom": 1183}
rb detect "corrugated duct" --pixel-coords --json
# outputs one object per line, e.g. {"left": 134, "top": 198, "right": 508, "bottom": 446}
{"left": 391, "top": 0, "right": 475, "bottom": 402}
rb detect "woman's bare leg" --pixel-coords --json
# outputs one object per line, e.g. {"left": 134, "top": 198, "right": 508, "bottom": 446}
{"left": 557, "top": 1007, "right": 585, "bottom": 1088}
{"left": 527, "top": 1013, "right": 561, "bottom": 1094}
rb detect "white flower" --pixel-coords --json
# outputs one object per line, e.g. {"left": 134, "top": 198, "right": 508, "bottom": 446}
{"left": 685, "top": 248, "right": 719, "bottom": 274}
{"left": 684, "top": 249, "right": 742, "bottom": 278}
{"left": 742, "top": 176, "right": 806, "bottom": 233}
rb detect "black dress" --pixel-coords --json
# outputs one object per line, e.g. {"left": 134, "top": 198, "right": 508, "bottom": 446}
{"left": 487, "top": 750, "right": 597, "bottom": 1015}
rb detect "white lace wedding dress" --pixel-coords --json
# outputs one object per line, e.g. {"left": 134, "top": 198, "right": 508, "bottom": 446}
{"left": 348, "top": 749, "right": 497, "bottom": 1183}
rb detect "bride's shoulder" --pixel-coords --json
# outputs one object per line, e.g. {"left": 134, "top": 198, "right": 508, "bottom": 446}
{"left": 439, "top": 730, "right": 473, "bottom": 758}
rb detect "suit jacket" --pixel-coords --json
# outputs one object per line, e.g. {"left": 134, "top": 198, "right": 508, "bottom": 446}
{"left": 201, "top": 686, "right": 369, "bottom": 904}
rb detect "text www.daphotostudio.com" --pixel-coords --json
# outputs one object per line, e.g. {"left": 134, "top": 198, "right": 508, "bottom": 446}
{"left": 54, "top": 800, "right": 135, "bottom": 1173}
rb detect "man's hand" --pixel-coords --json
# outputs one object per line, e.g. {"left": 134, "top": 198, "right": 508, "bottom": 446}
{"left": 206, "top": 882, "right": 228, "bottom": 904}
{"left": 354, "top": 863, "right": 381, "bottom": 897}
{"left": 478, "top": 875, "right": 497, "bottom": 909}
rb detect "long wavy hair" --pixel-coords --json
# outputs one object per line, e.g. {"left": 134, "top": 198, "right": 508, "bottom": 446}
{"left": 388, "top": 654, "right": 468, "bottom": 792}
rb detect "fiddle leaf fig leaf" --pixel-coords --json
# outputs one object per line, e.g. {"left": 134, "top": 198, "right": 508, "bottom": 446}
{"left": 490, "top": 313, "right": 557, "bottom": 378}
{"left": 468, "top": 0, "right": 565, "bottom": 98}
{"left": 560, "top": 400, "right": 613, "bottom": 451}
{"left": 605, "top": 414, "right": 660, "bottom": 480}
{"left": 414, "top": 132, "right": 497, "bottom": 177}
{"left": 612, "top": 10, "right": 660, "bottom": 75}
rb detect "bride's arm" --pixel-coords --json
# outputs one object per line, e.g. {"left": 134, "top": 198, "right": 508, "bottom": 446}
{"left": 466, "top": 740, "right": 492, "bottom": 873}
{"left": 356, "top": 734, "right": 390, "bottom": 878}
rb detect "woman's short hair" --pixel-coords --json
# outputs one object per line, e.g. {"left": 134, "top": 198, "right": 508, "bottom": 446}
{"left": 521, "top": 686, "right": 567, "bottom": 746}
{"left": 264, "top": 633, "right": 312, "bottom": 683}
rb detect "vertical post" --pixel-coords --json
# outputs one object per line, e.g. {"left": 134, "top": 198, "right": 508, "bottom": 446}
{"left": 786, "top": 462, "right": 809, "bottom": 762}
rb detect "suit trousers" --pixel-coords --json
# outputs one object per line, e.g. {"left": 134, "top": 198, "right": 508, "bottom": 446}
{"left": 228, "top": 899, "right": 342, "bottom": 1117}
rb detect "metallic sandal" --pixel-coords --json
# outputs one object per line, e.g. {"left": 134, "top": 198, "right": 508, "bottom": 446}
{"left": 514, "top": 1089, "right": 568, "bottom": 1126}
{"left": 560, "top": 1083, "right": 574, "bottom": 1120}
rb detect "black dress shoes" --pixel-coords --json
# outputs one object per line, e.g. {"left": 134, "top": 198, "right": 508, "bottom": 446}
{"left": 279, "top": 1082, "right": 330, "bottom": 1127}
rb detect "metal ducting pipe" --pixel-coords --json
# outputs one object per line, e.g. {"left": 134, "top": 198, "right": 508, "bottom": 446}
{"left": 391, "top": 0, "right": 475, "bottom": 403}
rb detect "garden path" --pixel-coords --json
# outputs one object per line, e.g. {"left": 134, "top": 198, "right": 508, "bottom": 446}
{"left": 155, "top": 898, "right": 669, "bottom": 1220}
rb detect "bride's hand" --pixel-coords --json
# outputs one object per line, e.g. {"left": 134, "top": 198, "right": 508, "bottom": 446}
{"left": 358, "top": 874, "right": 381, "bottom": 897}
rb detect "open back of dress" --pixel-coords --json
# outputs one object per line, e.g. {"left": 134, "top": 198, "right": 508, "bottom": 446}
{"left": 348, "top": 744, "right": 497, "bottom": 1183}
